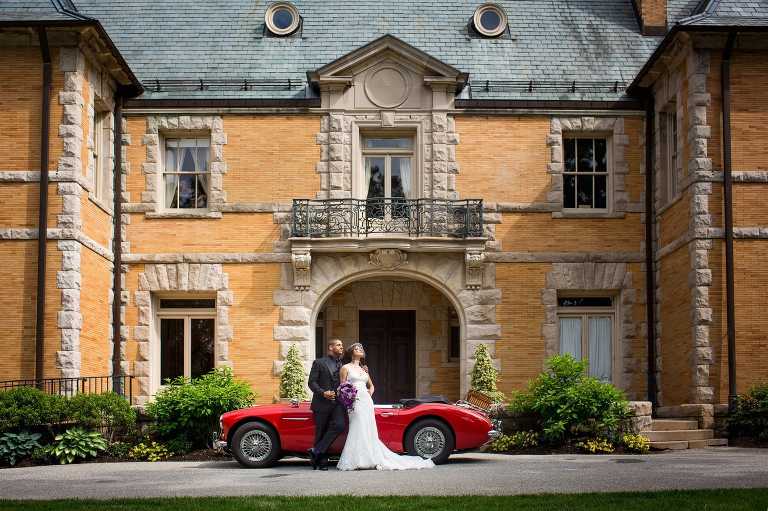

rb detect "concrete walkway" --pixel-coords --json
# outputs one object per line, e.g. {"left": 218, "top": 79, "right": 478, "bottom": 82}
{"left": 0, "top": 448, "right": 766, "bottom": 500}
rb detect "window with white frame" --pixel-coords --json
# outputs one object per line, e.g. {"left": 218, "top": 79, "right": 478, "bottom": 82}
{"left": 361, "top": 134, "right": 413, "bottom": 218}
{"left": 163, "top": 138, "right": 210, "bottom": 209}
{"left": 661, "top": 109, "right": 679, "bottom": 203}
{"left": 557, "top": 296, "right": 615, "bottom": 382}
{"left": 563, "top": 136, "right": 609, "bottom": 210}
{"left": 92, "top": 109, "right": 111, "bottom": 203}
{"left": 156, "top": 298, "right": 215, "bottom": 385}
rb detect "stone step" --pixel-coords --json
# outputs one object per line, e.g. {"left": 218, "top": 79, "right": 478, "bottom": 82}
{"left": 650, "top": 440, "right": 689, "bottom": 450}
{"left": 645, "top": 429, "right": 714, "bottom": 442}
{"left": 706, "top": 438, "right": 729, "bottom": 447}
{"left": 650, "top": 419, "right": 699, "bottom": 431}
{"left": 656, "top": 405, "right": 706, "bottom": 419}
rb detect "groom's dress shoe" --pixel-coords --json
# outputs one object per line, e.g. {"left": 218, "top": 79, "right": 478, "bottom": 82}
{"left": 307, "top": 448, "right": 318, "bottom": 470}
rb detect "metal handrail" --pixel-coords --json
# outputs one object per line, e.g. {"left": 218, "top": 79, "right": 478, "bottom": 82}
{"left": 291, "top": 198, "right": 484, "bottom": 239}
{"left": 0, "top": 375, "right": 134, "bottom": 402}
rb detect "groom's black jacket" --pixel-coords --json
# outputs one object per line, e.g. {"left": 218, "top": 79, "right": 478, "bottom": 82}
{"left": 308, "top": 355, "right": 341, "bottom": 413}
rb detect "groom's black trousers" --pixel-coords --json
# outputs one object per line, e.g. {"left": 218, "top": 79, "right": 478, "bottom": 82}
{"left": 313, "top": 403, "right": 346, "bottom": 456}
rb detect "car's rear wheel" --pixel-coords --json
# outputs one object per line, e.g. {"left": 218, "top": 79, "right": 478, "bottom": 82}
{"left": 405, "top": 418, "right": 455, "bottom": 465}
{"left": 231, "top": 422, "right": 281, "bottom": 468}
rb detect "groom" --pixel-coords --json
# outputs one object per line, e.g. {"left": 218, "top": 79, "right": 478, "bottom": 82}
{"left": 307, "top": 338, "right": 345, "bottom": 470}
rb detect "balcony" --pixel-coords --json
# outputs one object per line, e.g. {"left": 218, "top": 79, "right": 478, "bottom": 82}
{"left": 291, "top": 198, "right": 484, "bottom": 239}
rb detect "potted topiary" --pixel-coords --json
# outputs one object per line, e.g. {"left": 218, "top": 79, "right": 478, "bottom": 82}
{"left": 470, "top": 343, "right": 506, "bottom": 405}
{"left": 278, "top": 344, "right": 308, "bottom": 404}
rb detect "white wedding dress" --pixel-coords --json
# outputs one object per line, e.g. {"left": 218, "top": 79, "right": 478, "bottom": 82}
{"left": 336, "top": 364, "right": 435, "bottom": 471}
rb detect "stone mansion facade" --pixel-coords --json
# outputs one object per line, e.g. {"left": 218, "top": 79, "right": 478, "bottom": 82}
{"left": 1, "top": 0, "right": 767, "bottom": 408}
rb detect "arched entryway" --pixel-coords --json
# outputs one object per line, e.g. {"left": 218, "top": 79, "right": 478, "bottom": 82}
{"left": 272, "top": 250, "right": 502, "bottom": 401}
{"left": 316, "top": 277, "right": 461, "bottom": 403}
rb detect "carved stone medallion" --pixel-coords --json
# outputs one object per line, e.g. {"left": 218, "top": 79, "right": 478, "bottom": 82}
{"left": 369, "top": 248, "right": 408, "bottom": 270}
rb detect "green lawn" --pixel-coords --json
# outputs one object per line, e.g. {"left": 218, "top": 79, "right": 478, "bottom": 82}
{"left": 1, "top": 490, "right": 767, "bottom": 511}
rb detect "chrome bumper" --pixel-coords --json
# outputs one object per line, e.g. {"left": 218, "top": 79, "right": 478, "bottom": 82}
{"left": 214, "top": 439, "right": 230, "bottom": 453}
{"left": 488, "top": 429, "right": 502, "bottom": 441}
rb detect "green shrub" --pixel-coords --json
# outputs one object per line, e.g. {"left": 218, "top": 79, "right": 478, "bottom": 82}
{"left": 145, "top": 367, "right": 256, "bottom": 449}
{"left": 622, "top": 433, "right": 650, "bottom": 454}
{"left": 30, "top": 446, "right": 51, "bottom": 465}
{"left": 0, "top": 431, "right": 42, "bottom": 466}
{"left": 129, "top": 441, "right": 172, "bottom": 462}
{"left": 729, "top": 383, "right": 768, "bottom": 441}
{"left": 488, "top": 430, "right": 540, "bottom": 452}
{"left": 508, "top": 355, "right": 630, "bottom": 444}
{"left": 105, "top": 441, "right": 133, "bottom": 458}
{"left": 0, "top": 387, "right": 68, "bottom": 432}
{"left": 67, "top": 392, "right": 137, "bottom": 442}
{"left": 470, "top": 343, "right": 505, "bottom": 403}
{"left": 45, "top": 428, "right": 107, "bottom": 464}
{"left": 575, "top": 438, "right": 614, "bottom": 454}
{"left": 279, "top": 343, "right": 308, "bottom": 401}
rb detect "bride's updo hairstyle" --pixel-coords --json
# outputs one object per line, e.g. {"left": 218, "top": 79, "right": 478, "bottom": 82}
{"left": 343, "top": 342, "right": 367, "bottom": 368}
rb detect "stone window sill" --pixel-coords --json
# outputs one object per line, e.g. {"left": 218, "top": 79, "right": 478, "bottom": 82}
{"left": 146, "top": 210, "right": 222, "bottom": 219}
{"left": 552, "top": 210, "right": 625, "bottom": 219}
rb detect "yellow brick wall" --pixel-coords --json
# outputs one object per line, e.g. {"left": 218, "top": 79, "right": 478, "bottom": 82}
{"left": 494, "top": 263, "right": 549, "bottom": 395}
{"left": 0, "top": 242, "right": 39, "bottom": 380}
{"left": 455, "top": 116, "right": 551, "bottom": 203}
{"left": 0, "top": 183, "right": 62, "bottom": 229}
{"left": 220, "top": 264, "right": 282, "bottom": 403}
{"left": 708, "top": 240, "right": 728, "bottom": 404}
{"left": 658, "top": 245, "right": 693, "bottom": 405}
{"left": 124, "top": 116, "right": 147, "bottom": 201}
{"left": 224, "top": 115, "right": 321, "bottom": 203}
{"left": 79, "top": 249, "right": 113, "bottom": 376}
{"left": 0, "top": 46, "right": 64, "bottom": 171}
{"left": 495, "top": 213, "right": 643, "bottom": 253}
{"left": 733, "top": 241, "right": 768, "bottom": 394}
{"left": 731, "top": 51, "right": 768, "bottom": 172}
{"left": 81, "top": 197, "right": 113, "bottom": 248}
{"left": 659, "top": 189, "right": 690, "bottom": 248}
{"left": 733, "top": 185, "right": 768, "bottom": 226}
{"left": 126, "top": 213, "right": 279, "bottom": 254}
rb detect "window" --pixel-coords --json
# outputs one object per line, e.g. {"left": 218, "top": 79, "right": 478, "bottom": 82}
{"left": 449, "top": 326, "right": 460, "bottom": 359}
{"left": 563, "top": 137, "right": 609, "bottom": 210}
{"left": 362, "top": 135, "right": 413, "bottom": 218}
{"left": 164, "top": 138, "right": 210, "bottom": 209}
{"left": 92, "top": 110, "right": 110, "bottom": 202}
{"left": 661, "top": 109, "right": 679, "bottom": 203}
{"left": 265, "top": 2, "right": 300, "bottom": 36}
{"left": 473, "top": 4, "right": 508, "bottom": 37}
{"left": 558, "top": 296, "right": 614, "bottom": 382}
{"left": 157, "top": 299, "right": 215, "bottom": 384}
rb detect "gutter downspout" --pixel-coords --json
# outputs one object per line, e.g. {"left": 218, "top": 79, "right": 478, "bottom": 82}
{"left": 722, "top": 31, "right": 737, "bottom": 411}
{"left": 35, "top": 27, "right": 52, "bottom": 381}
{"left": 644, "top": 93, "right": 658, "bottom": 410}
{"left": 111, "top": 95, "right": 124, "bottom": 396}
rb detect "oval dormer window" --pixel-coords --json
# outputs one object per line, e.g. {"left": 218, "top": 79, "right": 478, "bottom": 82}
{"left": 265, "top": 2, "right": 300, "bottom": 36}
{"left": 473, "top": 3, "right": 507, "bottom": 37}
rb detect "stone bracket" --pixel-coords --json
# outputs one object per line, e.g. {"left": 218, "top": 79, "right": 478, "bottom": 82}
{"left": 292, "top": 249, "right": 311, "bottom": 290}
{"left": 465, "top": 249, "right": 485, "bottom": 289}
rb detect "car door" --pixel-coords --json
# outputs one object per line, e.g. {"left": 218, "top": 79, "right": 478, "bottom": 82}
{"left": 374, "top": 405, "right": 402, "bottom": 451}
{"left": 277, "top": 403, "right": 315, "bottom": 452}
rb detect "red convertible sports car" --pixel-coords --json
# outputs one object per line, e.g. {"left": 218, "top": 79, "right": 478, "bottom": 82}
{"left": 217, "top": 398, "right": 501, "bottom": 468}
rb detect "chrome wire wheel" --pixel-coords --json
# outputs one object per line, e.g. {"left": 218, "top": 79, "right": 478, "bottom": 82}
{"left": 240, "top": 429, "right": 273, "bottom": 462}
{"left": 413, "top": 426, "right": 446, "bottom": 458}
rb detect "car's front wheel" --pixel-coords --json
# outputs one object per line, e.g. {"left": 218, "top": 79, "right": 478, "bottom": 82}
{"left": 231, "top": 422, "right": 281, "bottom": 468}
{"left": 405, "top": 418, "right": 455, "bottom": 465}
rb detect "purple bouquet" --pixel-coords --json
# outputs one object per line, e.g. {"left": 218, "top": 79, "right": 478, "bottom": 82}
{"left": 336, "top": 382, "right": 358, "bottom": 411}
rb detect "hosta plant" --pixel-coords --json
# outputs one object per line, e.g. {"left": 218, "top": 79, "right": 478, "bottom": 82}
{"left": 129, "top": 441, "right": 172, "bottom": 462}
{"left": 46, "top": 428, "right": 107, "bottom": 464}
{"left": 0, "top": 431, "right": 42, "bottom": 466}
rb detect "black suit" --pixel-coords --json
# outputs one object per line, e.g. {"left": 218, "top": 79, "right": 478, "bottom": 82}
{"left": 308, "top": 355, "right": 346, "bottom": 457}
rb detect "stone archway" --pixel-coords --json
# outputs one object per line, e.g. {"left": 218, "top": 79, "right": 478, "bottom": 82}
{"left": 272, "top": 250, "right": 502, "bottom": 398}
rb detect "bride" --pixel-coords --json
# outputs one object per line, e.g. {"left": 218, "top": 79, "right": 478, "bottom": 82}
{"left": 336, "top": 343, "right": 435, "bottom": 471}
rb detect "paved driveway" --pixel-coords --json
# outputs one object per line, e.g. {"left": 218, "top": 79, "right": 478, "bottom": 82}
{"left": 1, "top": 448, "right": 766, "bottom": 500}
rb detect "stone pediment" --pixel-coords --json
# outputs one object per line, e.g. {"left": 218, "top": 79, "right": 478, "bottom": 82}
{"left": 308, "top": 34, "right": 468, "bottom": 110}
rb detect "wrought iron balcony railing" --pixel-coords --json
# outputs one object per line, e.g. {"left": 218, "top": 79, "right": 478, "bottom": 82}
{"left": 291, "top": 198, "right": 483, "bottom": 238}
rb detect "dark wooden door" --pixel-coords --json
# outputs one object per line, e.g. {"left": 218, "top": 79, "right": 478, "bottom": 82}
{"left": 358, "top": 310, "right": 415, "bottom": 404}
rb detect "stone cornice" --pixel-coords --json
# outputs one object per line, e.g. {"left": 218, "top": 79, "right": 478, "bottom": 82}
{"left": 0, "top": 228, "right": 113, "bottom": 262}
